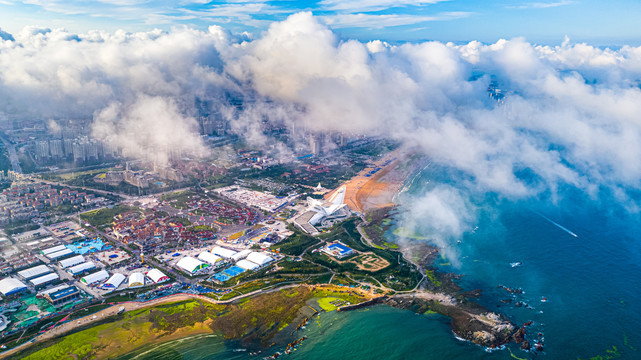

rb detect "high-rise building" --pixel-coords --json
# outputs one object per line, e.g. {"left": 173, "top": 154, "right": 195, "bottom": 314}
{"left": 72, "top": 141, "right": 86, "bottom": 163}
{"left": 309, "top": 133, "right": 323, "bottom": 156}
{"left": 49, "top": 140, "right": 64, "bottom": 158}
{"left": 63, "top": 138, "right": 74, "bottom": 157}
{"left": 35, "top": 141, "right": 50, "bottom": 160}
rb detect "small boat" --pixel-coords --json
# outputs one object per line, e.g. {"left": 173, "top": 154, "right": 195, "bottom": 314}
{"left": 510, "top": 262, "right": 522, "bottom": 268}
{"left": 541, "top": 297, "right": 548, "bottom": 303}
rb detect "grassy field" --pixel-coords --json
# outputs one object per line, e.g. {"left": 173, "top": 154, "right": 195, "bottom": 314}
{"left": 80, "top": 205, "right": 138, "bottom": 228}
{"left": 16, "top": 287, "right": 350, "bottom": 359}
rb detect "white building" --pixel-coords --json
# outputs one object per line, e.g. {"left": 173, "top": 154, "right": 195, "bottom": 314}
{"left": 246, "top": 252, "right": 274, "bottom": 267}
{"left": 211, "top": 246, "right": 237, "bottom": 259}
{"left": 236, "top": 259, "right": 260, "bottom": 270}
{"left": 41, "top": 245, "right": 67, "bottom": 256}
{"left": 46, "top": 248, "right": 74, "bottom": 260}
{"left": 29, "top": 273, "right": 59, "bottom": 287}
{"left": 231, "top": 249, "right": 252, "bottom": 262}
{"left": 176, "top": 256, "right": 209, "bottom": 274}
{"left": 67, "top": 262, "right": 96, "bottom": 276}
{"left": 17, "top": 265, "right": 51, "bottom": 280}
{"left": 146, "top": 269, "right": 169, "bottom": 284}
{"left": 128, "top": 272, "right": 145, "bottom": 288}
{"left": 81, "top": 270, "right": 109, "bottom": 285}
{"left": 198, "top": 251, "right": 222, "bottom": 265}
{"left": 104, "top": 273, "right": 126, "bottom": 289}
{"left": 295, "top": 186, "right": 349, "bottom": 234}
{"left": 59, "top": 255, "right": 85, "bottom": 269}
{"left": 0, "top": 278, "right": 27, "bottom": 296}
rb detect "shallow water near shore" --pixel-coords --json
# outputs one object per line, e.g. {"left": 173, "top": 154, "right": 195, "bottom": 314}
{"left": 119, "top": 167, "right": 641, "bottom": 360}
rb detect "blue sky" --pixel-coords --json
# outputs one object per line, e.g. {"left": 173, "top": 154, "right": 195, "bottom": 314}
{"left": 0, "top": 0, "right": 640, "bottom": 45}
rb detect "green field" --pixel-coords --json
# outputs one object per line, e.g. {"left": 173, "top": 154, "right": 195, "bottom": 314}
{"left": 80, "top": 205, "right": 138, "bottom": 227}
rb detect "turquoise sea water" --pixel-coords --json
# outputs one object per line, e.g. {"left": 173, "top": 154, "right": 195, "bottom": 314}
{"left": 119, "top": 167, "right": 641, "bottom": 360}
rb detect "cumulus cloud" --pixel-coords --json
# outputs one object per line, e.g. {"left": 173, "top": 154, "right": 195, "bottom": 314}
{"left": 2, "top": 13, "right": 641, "bottom": 260}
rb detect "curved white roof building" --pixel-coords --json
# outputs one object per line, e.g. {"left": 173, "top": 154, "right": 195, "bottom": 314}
{"left": 128, "top": 272, "right": 145, "bottom": 288}
{"left": 246, "top": 252, "right": 274, "bottom": 266}
{"left": 67, "top": 262, "right": 96, "bottom": 276}
{"left": 41, "top": 244, "right": 67, "bottom": 255}
{"left": 0, "top": 278, "right": 27, "bottom": 296}
{"left": 177, "top": 256, "right": 209, "bottom": 274}
{"left": 147, "top": 269, "right": 169, "bottom": 283}
{"left": 17, "top": 265, "right": 51, "bottom": 280}
{"left": 104, "top": 273, "right": 126, "bottom": 289}
{"left": 236, "top": 259, "right": 260, "bottom": 270}
{"left": 47, "top": 248, "right": 73, "bottom": 260}
{"left": 81, "top": 270, "right": 109, "bottom": 285}
{"left": 198, "top": 251, "right": 222, "bottom": 265}
{"left": 59, "top": 255, "right": 85, "bottom": 269}
{"left": 30, "top": 273, "right": 59, "bottom": 287}
{"left": 231, "top": 249, "right": 252, "bottom": 262}
{"left": 212, "top": 247, "right": 237, "bottom": 259}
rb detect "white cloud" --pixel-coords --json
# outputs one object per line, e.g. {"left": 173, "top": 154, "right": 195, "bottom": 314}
{"left": 319, "top": 0, "right": 450, "bottom": 12}
{"left": 322, "top": 12, "right": 470, "bottom": 29}
{"left": 3, "top": 13, "right": 641, "bottom": 259}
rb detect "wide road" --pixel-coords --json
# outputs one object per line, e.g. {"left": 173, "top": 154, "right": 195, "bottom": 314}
{"left": 0, "top": 134, "right": 22, "bottom": 173}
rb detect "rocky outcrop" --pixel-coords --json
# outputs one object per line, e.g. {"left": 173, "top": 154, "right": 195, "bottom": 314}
{"left": 384, "top": 295, "right": 517, "bottom": 348}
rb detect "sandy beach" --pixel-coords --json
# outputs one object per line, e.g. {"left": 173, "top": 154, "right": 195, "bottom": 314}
{"left": 325, "top": 147, "right": 419, "bottom": 213}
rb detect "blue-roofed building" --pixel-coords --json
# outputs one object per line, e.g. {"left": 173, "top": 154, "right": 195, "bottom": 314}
{"left": 42, "top": 285, "right": 80, "bottom": 306}
{"left": 321, "top": 241, "right": 355, "bottom": 259}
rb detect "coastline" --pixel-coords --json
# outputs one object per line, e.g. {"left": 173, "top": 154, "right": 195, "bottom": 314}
{"left": 4, "top": 149, "right": 530, "bottom": 359}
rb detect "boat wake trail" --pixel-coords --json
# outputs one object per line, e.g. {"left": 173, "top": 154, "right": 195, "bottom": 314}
{"left": 534, "top": 211, "right": 578, "bottom": 238}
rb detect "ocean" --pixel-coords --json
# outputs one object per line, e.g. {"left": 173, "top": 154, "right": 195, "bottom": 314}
{"left": 118, "top": 167, "right": 641, "bottom": 360}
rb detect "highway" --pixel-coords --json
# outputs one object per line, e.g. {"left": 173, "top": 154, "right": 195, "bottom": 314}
{"left": 0, "top": 134, "right": 22, "bottom": 173}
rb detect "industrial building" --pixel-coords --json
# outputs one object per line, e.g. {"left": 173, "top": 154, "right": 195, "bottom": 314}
{"left": 17, "top": 265, "right": 51, "bottom": 280}
{"left": 231, "top": 249, "right": 252, "bottom": 262}
{"left": 198, "top": 251, "right": 222, "bottom": 265}
{"left": 59, "top": 255, "right": 85, "bottom": 269}
{"left": 236, "top": 259, "right": 260, "bottom": 270}
{"left": 128, "top": 272, "right": 145, "bottom": 288}
{"left": 146, "top": 269, "right": 169, "bottom": 284}
{"left": 29, "top": 273, "right": 60, "bottom": 288}
{"left": 41, "top": 245, "right": 67, "bottom": 256}
{"left": 0, "top": 277, "right": 27, "bottom": 296}
{"left": 81, "top": 270, "right": 109, "bottom": 285}
{"left": 176, "top": 256, "right": 209, "bottom": 274}
{"left": 246, "top": 252, "right": 274, "bottom": 266}
{"left": 67, "top": 262, "right": 96, "bottom": 276}
{"left": 104, "top": 273, "right": 126, "bottom": 289}
{"left": 211, "top": 246, "right": 237, "bottom": 259}
{"left": 41, "top": 285, "right": 80, "bottom": 306}
{"left": 46, "top": 248, "right": 74, "bottom": 260}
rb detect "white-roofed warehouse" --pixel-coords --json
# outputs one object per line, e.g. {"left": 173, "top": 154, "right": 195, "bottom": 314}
{"left": 29, "top": 273, "right": 59, "bottom": 287}
{"left": 59, "top": 255, "right": 85, "bottom": 269}
{"left": 81, "top": 270, "right": 109, "bottom": 285}
{"left": 246, "top": 252, "right": 274, "bottom": 266}
{"left": 46, "top": 248, "right": 73, "bottom": 260}
{"left": 67, "top": 262, "right": 96, "bottom": 276}
{"left": 147, "top": 269, "right": 169, "bottom": 283}
{"left": 212, "top": 246, "right": 237, "bottom": 259}
{"left": 231, "top": 249, "right": 252, "bottom": 262}
{"left": 0, "top": 278, "right": 27, "bottom": 296}
{"left": 17, "top": 265, "right": 51, "bottom": 280}
{"left": 198, "top": 251, "right": 222, "bottom": 265}
{"left": 41, "top": 244, "right": 66, "bottom": 256}
{"left": 104, "top": 273, "right": 126, "bottom": 289}
{"left": 236, "top": 259, "right": 260, "bottom": 270}
{"left": 128, "top": 272, "right": 145, "bottom": 288}
{"left": 176, "top": 256, "right": 209, "bottom": 274}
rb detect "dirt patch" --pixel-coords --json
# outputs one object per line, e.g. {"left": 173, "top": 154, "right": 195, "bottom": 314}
{"left": 351, "top": 253, "right": 390, "bottom": 272}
